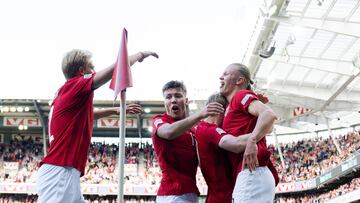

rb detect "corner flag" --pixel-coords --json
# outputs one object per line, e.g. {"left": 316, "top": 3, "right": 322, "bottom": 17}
{"left": 109, "top": 28, "right": 133, "bottom": 98}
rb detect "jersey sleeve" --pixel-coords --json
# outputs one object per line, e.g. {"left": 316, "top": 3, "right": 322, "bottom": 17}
{"left": 53, "top": 74, "right": 94, "bottom": 111}
{"left": 73, "top": 73, "right": 95, "bottom": 97}
{"left": 233, "top": 91, "right": 258, "bottom": 114}
{"left": 207, "top": 126, "right": 228, "bottom": 148}
{"left": 71, "top": 74, "right": 95, "bottom": 108}
{"left": 152, "top": 114, "right": 170, "bottom": 138}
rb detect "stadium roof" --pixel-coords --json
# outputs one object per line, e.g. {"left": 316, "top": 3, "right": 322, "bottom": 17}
{"left": 243, "top": 0, "right": 360, "bottom": 134}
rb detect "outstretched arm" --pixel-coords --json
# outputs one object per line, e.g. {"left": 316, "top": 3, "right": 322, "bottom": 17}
{"left": 92, "top": 51, "right": 158, "bottom": 90}
{"left": 129, "top": 51, "right": 159, "bottom": 66}
{"left": 157, "top": 102, "right": 224, "bottom": 140}
{"left": 94, "top": 103, "right": 142, "bottom": 119}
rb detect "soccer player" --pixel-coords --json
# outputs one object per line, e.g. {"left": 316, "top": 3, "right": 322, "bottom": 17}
{"left": 37, "top": 49, "right": 158, "bottom": 203}
{"left": 219, "top": 63, "right": 278, "bottom": 203}
{"left": 152, "top": 80, "right": 224, "bottom": 203}
{"left": 194, "top": 93, "right": 254, "bottom": 203}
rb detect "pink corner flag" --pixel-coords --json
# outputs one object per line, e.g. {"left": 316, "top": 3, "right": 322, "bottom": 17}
{"left": 109, "top": 28, "right": 133, "bottom": 98}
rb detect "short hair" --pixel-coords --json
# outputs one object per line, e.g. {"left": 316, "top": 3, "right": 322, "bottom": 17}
{"left": 61, "top": 49, "right": 92, "bottom": 80}
{"left": 206, "top": 93, "right": 228, "bottom": 109}
{"left": 162, "top": 80, "right": 187, "bottom": 95}
{"left": 230, "top": 63, "right": 254, "bottom": 90}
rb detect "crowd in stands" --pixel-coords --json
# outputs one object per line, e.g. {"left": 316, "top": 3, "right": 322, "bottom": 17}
{"left": 142, "top": 143, "right": 156, "bottom": 169}
{"left": 0, "top": 195, "right": 155, "bottom": 203}
{"left": 0, "top": 137, "right": 42, "bottom": 183}
{"left": 1, "top": 175, "right": 360, "bottom": 203}
{"left": 0, "top": 195, "right": 37, "bottom": 203}
{"left": 0, "top": 140, "right": 143, "bottom": 185}
{"left": 1, "top": 130, "right": 360, "bottom": 202}
{"left": 275, "top": 177, "right": 360, "bottom": 202}
{"left": 84, "top": 195, "right": 155, "bottom": 203}
{"left": 269, "top": 131, "right": 360, "bottom": 183}
{"left": 81, "top": 142, "right": 118, "bottom": 184}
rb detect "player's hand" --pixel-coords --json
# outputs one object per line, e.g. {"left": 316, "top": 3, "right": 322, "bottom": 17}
{"left": 126, "top": 103, "right": 142, "bottom": 114}
{"left": 257, "top": 93, "right": 269, "bottom": 104}
{"left": 242, "top": 138, "right": 259, "bottom": 172}
{"left": 138, "top": 51, "right": 159, "bottom": 62}
{"left": 200, "top": 102, "right": 224, "bottom": 118}
{"left": 114, "top": 104, "right": 142, "bottom": 115}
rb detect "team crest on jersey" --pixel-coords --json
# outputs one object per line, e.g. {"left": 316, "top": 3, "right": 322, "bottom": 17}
{"left": 154, "top": 119, "right": 163, "bottom": 128}
{"left": 215, "top": 127, "right": 226, "bottom": 135}
{"left": 241, "top": 94, "right": 253, "bottom": 105}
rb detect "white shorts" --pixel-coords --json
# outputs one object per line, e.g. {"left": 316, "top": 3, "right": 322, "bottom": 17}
{"left": 37, "top": 164, "right": 86, "bottom": 203}
{"left": 156, "top": 193, "right": 198, "bottom": 203}
{"left": 232, "top": 166, "right": 275, "bottom": 203}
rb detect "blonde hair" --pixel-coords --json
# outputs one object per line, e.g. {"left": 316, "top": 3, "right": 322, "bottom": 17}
{"left": 230, "top": 63, "right": 254, "bottom": 91}
{"left": 61, "top": 49, "right": 92, "bottom": 80}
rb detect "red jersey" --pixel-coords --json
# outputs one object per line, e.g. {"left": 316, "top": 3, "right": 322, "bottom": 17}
{"left": 152, "top": 114, "right": 200, "bottom": 196}
{"left": 194, "top": 121, "right": 233, "bottom": 203}
{"left": 40, "top": 74, "right": 94, "bottom": 176}
{"left": 223, "top": 90, "right": 278, "bottom": 184}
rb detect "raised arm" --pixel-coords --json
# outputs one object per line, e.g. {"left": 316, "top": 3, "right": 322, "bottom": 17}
{"left": 157, "top": 102, "right": 224, "bottom": 140}
{"left": 129, "top": 51, "right": 158, "bottom": 66}
{"left": 92, "top": 51, "right": 158, "bottom": 90}
{"left": 94, "top": 103, "right": 142, "bottom": 119}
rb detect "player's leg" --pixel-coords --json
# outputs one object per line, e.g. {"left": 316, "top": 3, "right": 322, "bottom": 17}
{"left": 37, "top": 164, "right": 70, "bottom": 203}
{"left": 37, "top": 164, "right": 85, "bottom": 203}
{"left": 65, "top": 167, "right": 86, "bottom": 203}
{"left": 232, "top": 167, "right": 275, "bottom": 203}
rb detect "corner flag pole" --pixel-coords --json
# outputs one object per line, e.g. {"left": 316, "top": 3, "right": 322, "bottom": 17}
{"left": 118, "top": 90, "right": 126, "bottom": 202}
{"left": 109, "top": 28, "right": 132, "bottom": 202}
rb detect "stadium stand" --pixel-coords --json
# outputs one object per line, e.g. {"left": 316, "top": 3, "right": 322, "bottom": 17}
{"left": 1, "top": 129, "right": 360, "bottom": 202}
